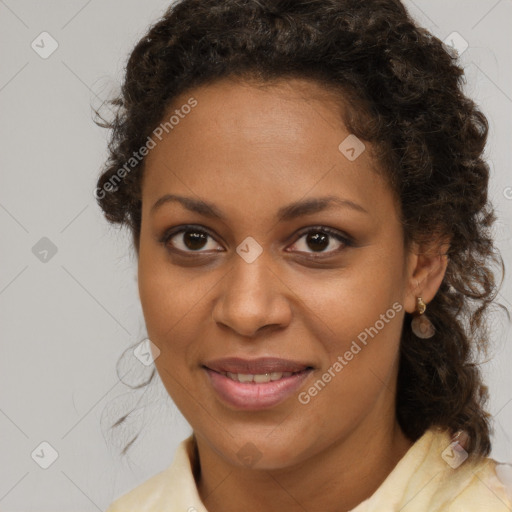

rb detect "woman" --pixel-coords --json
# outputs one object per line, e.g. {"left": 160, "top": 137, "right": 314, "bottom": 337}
{"left": 96, "top": 0, "right": 512, "bottom": 510}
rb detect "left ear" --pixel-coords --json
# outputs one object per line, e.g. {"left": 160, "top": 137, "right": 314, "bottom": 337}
{"left": 403, "top": 238, "right": 450, "bottom": 314}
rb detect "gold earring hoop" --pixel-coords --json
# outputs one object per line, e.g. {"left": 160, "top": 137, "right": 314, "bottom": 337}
{"left": 411, "top": 297, "right": 435, "bottom": 339}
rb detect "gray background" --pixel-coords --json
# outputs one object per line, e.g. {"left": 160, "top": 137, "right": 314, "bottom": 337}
{"left": 0, "top": 1, "right": 511, "bottom": 510}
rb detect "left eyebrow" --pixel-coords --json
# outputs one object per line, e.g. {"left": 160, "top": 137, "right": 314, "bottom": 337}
{"left": 276, "top": 196, "right": 369, "bottom": 221}
{"left": 150, "top": 194, "right": 368, "bottom": 220}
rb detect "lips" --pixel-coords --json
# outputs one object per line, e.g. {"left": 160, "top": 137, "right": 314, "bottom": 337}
{"left": 202, "top": 357, "right": 314, "bottom": 410}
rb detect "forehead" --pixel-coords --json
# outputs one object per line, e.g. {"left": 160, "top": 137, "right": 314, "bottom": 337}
{"left": 155, "top": 77, "right": 351, "bottom": 155}
{"left": 141, "top": 77, "right": 396, "bottom": 225}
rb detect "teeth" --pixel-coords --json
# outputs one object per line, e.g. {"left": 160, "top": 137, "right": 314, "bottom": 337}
{"left": 253, "top": 373, "right": 271, "bottom": 383}
{"left": 224, "top": 371, "right": 294, "bottom": 383}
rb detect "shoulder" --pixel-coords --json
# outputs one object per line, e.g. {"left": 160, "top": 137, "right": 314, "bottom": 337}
{"left": 105, "top": 435, "right": 206, "bottom": 512}
{"left": 429, "top": 430, "right": 512, "bottom": 511}
{"left": 105, "top": 465, "right": 174, "bottom": 512}
{"left": 357, "top": 428, "right": 512, "bottom": 511}
{"left": 438, "top": 456, "right": 512, "bottom": 511}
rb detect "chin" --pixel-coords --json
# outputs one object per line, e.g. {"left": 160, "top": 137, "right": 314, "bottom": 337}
{"left": 202, "top": 427, "right": 312, "bottom": 471}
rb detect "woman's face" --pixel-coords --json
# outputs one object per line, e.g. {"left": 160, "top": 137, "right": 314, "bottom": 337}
{"left": 138, "top": 77, "right": 418, "bottom": 469}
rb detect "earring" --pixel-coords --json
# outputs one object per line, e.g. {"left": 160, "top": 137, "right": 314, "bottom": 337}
{"left": 411, "top": 297, "right": 435, "bottom": 339}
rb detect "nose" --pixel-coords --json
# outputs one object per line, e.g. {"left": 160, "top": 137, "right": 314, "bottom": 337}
{"left": 211, "top": 251, "right": 293, "bottom": 338}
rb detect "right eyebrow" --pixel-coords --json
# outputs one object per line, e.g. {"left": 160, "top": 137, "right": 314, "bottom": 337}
{"left": 151, "top": 194, "right": 226, "bottom": 220}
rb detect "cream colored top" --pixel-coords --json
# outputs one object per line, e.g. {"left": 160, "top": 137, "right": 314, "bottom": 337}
{"left": 106, "top": 428, "right": 512, "bottom": 511}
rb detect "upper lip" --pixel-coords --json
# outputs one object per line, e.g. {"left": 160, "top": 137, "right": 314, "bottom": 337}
{"left": 203, "top": 357, "right": 313, "bottom": 374}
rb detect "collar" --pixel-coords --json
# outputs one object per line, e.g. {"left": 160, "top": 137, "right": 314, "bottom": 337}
{"left": 107, "top": 428, "right": 511, "bottom": 511}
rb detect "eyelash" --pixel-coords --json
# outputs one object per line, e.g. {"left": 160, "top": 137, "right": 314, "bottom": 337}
{"left": 159, "top": 224, "right": 353, "bottom": 258}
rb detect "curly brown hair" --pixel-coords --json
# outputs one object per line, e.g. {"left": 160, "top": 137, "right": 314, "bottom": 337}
{"left": 96, "top": 0, "right": 506, "bottom": 457}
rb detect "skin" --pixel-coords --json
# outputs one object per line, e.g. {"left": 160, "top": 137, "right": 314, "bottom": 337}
{"left": 137, "top": 77, "right": 448, "bottom": 512}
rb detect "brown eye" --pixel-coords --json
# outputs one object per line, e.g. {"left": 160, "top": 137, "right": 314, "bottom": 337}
{"left": 288, "top": 227, "right": 351, "bottom": 255}
{"left": 182, "top": 231, "right": 208, "bottom": 250}
{"left": 163, "top": 227, "right": 223, "bottom": 253}
{"left": 305, "top": 232, "right": 330, "bottom": 252}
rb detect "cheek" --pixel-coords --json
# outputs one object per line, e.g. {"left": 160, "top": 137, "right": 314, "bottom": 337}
{"left": 290, "top": 245, "right": 406, "bottom": 350}
{"left": 137, "top": 242, "right": 221, "bottom": 379}
{"left": 295, "top": 278, "right": 404, "bottom": 441}
{"left": 137, "top": 243, "right": 189, "bottom": 353}
{"left": 290, "top": 245, "right": 406, "bottom": 406}
{"left": 300, "top": 273, "right": 404, "bottom": 390}
{"left": 137, "top": 251, "right": 206, "bottom": 408}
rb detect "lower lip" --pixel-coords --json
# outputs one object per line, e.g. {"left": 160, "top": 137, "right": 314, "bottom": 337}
{"left": 204, "top": 367, "right": 313, "bottom": 410}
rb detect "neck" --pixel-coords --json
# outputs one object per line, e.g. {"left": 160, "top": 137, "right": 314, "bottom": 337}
{"left": 196, "top": 419, "right": 413, "bottom": 512}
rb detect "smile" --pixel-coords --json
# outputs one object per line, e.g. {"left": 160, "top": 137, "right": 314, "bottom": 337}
{"left": 203, "top": 365, "right": 313, "bottom": 410}
{"left": 222, "top": 371, "right": 295, "bottom": 383}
